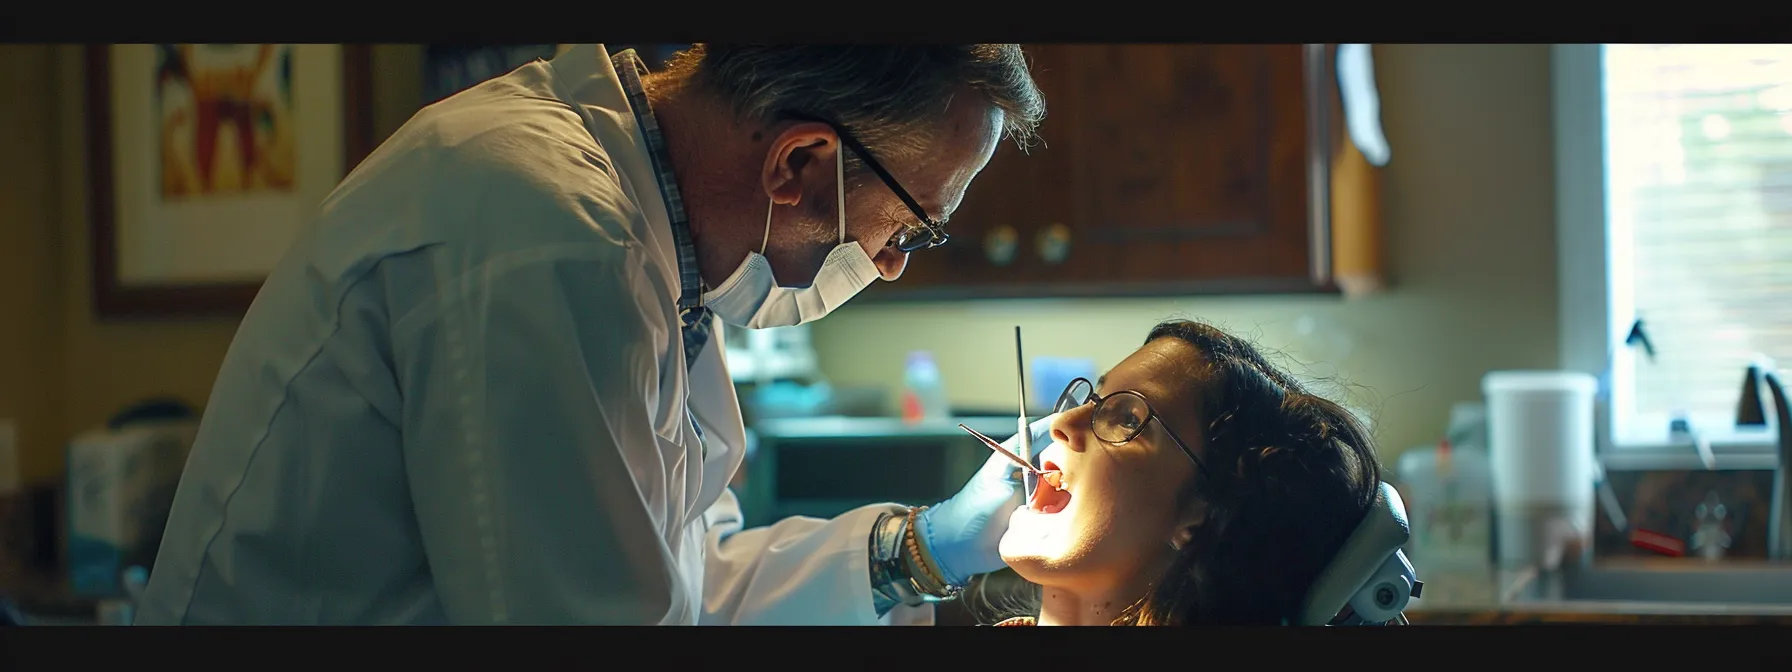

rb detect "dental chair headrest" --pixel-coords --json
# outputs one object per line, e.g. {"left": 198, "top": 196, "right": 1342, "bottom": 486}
{"left": 1296, "top": 481, "right": 1422, "bottom": 625}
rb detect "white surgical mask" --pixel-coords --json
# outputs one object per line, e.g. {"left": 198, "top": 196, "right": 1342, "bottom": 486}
{"left": 701, "top": 146, "right": 881, "bottom": 329}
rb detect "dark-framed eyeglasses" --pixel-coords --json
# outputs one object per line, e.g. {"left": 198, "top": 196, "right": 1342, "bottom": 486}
{"left": 1054, "top": 377, "right": 1208, "bottom": 476}
{"left": 781, "top": 112, "right": 950, "bottom": 253}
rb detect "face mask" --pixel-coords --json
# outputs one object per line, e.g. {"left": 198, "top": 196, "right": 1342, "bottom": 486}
{"left": 701, "top": 145, "right": 882, "bottom": 329}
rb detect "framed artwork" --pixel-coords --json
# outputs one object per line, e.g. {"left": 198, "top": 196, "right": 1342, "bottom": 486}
{"left": 85, "top": 44, "right": 374, "bottom": 318}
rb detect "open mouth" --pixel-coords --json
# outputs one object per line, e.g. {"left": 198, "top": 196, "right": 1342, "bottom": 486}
{"left": 1028, "top": 461, "right": 1071, "bottom": 514}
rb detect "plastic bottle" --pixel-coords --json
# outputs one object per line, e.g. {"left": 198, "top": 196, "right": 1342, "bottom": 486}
{"left": 901, "top": 351, "right": 952, "bottom": 424}
{"left": 1397, "top": 438, "right": 1493, "bottom": 570}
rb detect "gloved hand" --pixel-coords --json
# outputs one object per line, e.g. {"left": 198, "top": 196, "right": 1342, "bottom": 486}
{"left": 919, "top": 414, "right": 1058, "bottom": 586}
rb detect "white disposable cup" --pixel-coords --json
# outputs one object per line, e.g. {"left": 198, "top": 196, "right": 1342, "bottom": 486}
{"left": 1483, "top": 370, "right": 1598, "bottom": 567}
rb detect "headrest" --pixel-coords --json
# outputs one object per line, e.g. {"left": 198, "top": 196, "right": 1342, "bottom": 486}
{"left": 1296, "top": 481, "right": 1418, "bottom": 625}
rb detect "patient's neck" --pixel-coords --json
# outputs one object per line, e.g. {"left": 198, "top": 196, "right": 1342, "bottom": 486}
{"left": 1035, "top": 569, "right": 1160, "bottom": 626}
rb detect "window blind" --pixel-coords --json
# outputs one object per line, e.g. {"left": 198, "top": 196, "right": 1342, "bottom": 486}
{"left": 1604, "top": 44, "right": 1792, "bottom": 428}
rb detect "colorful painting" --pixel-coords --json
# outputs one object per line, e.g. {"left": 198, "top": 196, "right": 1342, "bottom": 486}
{"left": 155, "top": 44, "right": 299, "bottom": 199}
{"left": 86, "top": 44, "right": 373, "bottom": 317}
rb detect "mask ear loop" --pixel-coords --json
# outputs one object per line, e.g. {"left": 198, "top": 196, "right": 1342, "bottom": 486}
{"left": 765, "top": 136, "right": 847, "bottom": 254}
{"left": 761, "top": 198, "right": 774, "bottom": 256}
{"left": 835, "top": 135, "right": 847, "bottom": 245}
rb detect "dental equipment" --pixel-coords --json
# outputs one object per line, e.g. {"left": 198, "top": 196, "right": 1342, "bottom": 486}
{"left": 958, "top": 424, "right": 1062, "bottom": 490}
{"left": 1014, "top": 326, "right": 1036, "bottom": 503}
{"left": 1298, "top": 482, "right": 1425, "bottom": 625}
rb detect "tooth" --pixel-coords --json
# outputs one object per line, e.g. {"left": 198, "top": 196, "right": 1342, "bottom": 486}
{"left": 1043, "top": 472, "right": 1063, "bottom": 490}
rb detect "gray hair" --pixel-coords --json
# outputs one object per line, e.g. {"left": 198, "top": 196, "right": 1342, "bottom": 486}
{"left": 663, "top": 45, "right": 1046, "bottom": 173}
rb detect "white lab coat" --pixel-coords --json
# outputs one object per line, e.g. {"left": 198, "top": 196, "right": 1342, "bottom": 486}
{"left": 134, "top": 44, "right": 931, "bottom": 626}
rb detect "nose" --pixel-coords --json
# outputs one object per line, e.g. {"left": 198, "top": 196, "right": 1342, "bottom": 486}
{"left": 1050, "top": 403, "right": 1090, "bottom": 449}
{"left": 871, "top": 246, "right": 908, "bottom": 281}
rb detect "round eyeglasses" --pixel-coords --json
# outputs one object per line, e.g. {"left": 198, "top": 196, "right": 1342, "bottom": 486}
{"left": 888, "top": 222, "right": 948, "bottom": 253}
{"left": 1054, "top": 377, "right": 1208, "bottom": 475}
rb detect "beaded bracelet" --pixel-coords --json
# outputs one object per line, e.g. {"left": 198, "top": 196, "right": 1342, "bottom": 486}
{"left": 903, "top": 506, "right": 963, "bottom": 600}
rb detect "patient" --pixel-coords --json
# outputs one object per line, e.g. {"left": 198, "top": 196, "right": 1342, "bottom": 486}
{"left": 987, "top": 319, "right": 1383, "bottom": 626}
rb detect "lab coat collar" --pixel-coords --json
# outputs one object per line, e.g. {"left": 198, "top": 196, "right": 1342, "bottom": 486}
{"left": 546, "top": 45, "right": 738, "bottom": 524}
{"left": 543, "top": 44, "right": 681, "bottom": 304}
{"left": 547, "top": 44, "right": 627, "bottom": 112}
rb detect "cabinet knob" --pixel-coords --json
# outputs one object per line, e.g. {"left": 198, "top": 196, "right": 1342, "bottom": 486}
{"left": 985, "top": 225, "right": 1019, "bottom": 266}
{"left": 1037, "top": 223, "right": 1072, "bottom": 265}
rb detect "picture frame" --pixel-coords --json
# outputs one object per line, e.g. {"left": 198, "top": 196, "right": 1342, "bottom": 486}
{"left": 85, "top": 44, "right": 375, "bottom": 318}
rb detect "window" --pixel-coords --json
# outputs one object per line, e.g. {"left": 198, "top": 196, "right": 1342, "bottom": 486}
{"left": 1558, "top": 44, "right": 1786, "bottom": 457}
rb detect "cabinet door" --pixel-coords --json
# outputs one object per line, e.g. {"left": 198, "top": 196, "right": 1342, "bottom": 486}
{"left": 865, "top": 67, "right": 1056, "bottom": 293}
{"left": 869, "top": 44, "right": 1330, "bottom": 301}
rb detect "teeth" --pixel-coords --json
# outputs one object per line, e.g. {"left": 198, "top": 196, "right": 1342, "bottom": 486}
{"left": 1029, "top": 471, "right": 1070, "bottom": 514}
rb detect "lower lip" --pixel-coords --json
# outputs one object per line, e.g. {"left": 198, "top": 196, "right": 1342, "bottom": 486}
{"left": 1022, "top": 494, "right": 1071, "bottom": 517}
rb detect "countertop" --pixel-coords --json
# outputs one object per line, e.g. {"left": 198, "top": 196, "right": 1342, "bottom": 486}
{"left": 1405, "top": 566, "right": 1792, "bottom": 625}
{"left": 751, "top": 415, "right": 1018, "bottom": 440}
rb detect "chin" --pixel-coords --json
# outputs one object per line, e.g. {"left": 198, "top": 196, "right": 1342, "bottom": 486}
{"left": 998, "top": 553, "right": 1055, "bottom": 586}
{"left": 1000, "top": 476, "right": 1087, "bottom": 576}
{"left": 998, "top": 535, "right": 1046, "bottom": 573}
{"left": 999, "top": 524, "right": 1077, "bottom": 584}
{"left": 997, "top": 534, "right": 1029, "bottom": 565}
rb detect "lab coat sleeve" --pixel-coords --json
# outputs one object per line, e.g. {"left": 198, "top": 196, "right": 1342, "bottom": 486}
{"left": 393, "top": 242, "right": 687, "bottom": 625}
{"left": 699, "top": 491, "right": 935, "bottom": 626}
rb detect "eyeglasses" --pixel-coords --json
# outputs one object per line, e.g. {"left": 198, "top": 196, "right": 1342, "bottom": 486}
{"left": 781, "top": 112, "right": 950, "bottom": 254}
{"left": 1054, "top": 377, "right": 1208, "bottom": 476}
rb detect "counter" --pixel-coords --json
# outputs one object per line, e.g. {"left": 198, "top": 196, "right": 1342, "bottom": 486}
{"left": 1405, "top": 567, "right": 1792, "bottom": 625}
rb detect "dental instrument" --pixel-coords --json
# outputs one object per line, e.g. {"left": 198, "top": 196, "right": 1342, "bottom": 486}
{"left": 967, "top": 422, "right": 1046, "bottom": 480}
{"left": 1014, "top": 326, "right": 1036, "bottom": 503}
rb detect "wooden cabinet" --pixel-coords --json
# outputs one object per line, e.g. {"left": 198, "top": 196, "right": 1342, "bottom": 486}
{"left": 863, "top": 44, "right": 1385, "bottom": 302}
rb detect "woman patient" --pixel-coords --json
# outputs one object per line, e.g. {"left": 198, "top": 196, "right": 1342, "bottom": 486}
{"left": 987, "top": 318, "right": 1383, "bottom": 626}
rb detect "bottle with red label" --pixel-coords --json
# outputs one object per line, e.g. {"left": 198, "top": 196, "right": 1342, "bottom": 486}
{"left": 900, "top": 351, "right": 951, "bottom": 425}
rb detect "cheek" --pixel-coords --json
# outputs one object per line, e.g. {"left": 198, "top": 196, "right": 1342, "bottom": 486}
{"left": 1073, "top": 474, "right": 1170, "bottom": 552}
{"left": 1079, "top": 462, "right": 1193, "bottom": 556}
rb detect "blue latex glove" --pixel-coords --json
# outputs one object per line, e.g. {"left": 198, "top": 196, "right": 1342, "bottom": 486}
{"left": 919, "top": 414, "right": 1058, "bottom": 586}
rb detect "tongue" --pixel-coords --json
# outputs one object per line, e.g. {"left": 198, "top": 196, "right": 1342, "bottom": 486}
{"left": 1030, "top": 474, "right": 1071, "bottom": 513}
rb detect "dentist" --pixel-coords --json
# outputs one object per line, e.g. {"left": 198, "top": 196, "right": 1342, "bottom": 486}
{"left": 135, "top": 44, "right": 1049, "bottom": 625}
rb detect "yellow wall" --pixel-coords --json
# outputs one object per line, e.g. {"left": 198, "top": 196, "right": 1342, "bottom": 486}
{"left": 0, "top": 43, "right": 1557, "bottom": 483}
{"left": 0, "top": 44, "right": 423, "bottom": 485}
{"left": 809, "top": 44, "right": 1561, "bottom": 461}
{"left": 0, "top": 45, "right": 69, "bottom": 486}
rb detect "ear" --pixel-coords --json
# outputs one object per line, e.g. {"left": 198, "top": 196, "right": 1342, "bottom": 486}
{"left": 1171, "top": 525, "right": 1197, "bottom": 551}
{"left": 1171, "top": 499, "right": 1207, "bottom": 549}
{"left": 760, "top": 122, "right": 840, "bottom": 209}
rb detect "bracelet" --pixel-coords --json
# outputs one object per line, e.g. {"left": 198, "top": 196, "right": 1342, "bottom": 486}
{"left": 869, "top": 511, "right": 926, "bottom": 610}
{"left": 903, "top": 506, "right": 964, "bottom": 601}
